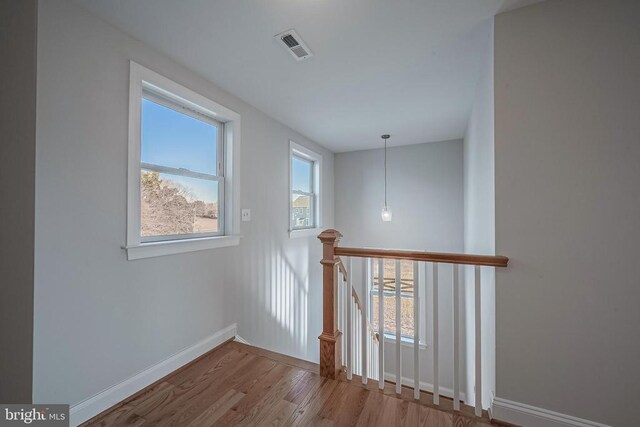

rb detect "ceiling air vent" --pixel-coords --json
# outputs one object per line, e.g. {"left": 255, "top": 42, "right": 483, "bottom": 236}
{"left": 274, "top": 29, "right": 313, "bottom": 61}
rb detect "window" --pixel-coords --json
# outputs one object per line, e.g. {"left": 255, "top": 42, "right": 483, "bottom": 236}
{"left": 126, "top": 62, "right": 241, "bottom": 260}
{"left": 291, "top": 156, "right": 314, "bottom": 229}
{"left": 289, "top": 141, "right": 322, "bottom": 235}
{"left": 370, "top": 259, "right": 416, "bottom": 339}
{"left": 140, "top": 93, "right": 224, "bottom": 241}
{"left": 369, "top": 259, "right": 427, "bottom": 347}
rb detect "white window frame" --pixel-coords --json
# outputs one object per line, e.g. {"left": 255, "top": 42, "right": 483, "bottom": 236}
{"left": 368, "top": 261, "right": 428, "bottom": 349}
{"left": 140, "top": 90, "right": 225, "bottom": 243}
{"left": 289, "top": 141, "right": 322, "bottom": 238}
{"left": 125, "top": 61, "right": 241, "bottom": 260}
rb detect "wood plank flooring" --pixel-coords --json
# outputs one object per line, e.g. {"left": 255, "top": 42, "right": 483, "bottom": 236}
{"left": 82, "top": 341, "right": 498, "bottom": 426}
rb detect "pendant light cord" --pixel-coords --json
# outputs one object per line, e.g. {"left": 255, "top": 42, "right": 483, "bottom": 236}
{"left": 384, "top": 137, "right": 387, "bottom": 207}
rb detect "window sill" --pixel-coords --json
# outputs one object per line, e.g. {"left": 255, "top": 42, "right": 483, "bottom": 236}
{"left": 288, "top": 228, "right": 322, "bottom": 239}
{"left": 124, "top": 235, "right": 241, "bottom": 260}
{"left": 381, "top": 333, "right": 427, "bottom": 350}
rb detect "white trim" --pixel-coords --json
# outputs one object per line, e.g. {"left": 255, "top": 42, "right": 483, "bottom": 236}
{"left": 290, "top": 140, "right": 321, "bottom": 163}
{"left": 383, "top": 372, "right": 467, "bottom": 403}
{"left": 69, "top": 323, "right": 238, "bottom": 426}
{"left": 135, "top": 63, "right": 239, "bottom": 121}
{"left": 124, "top": 235, "right": 241, "bottom": 260}
{"left": 234, "top": 335, "right": 250, "bottom": 345}
{"left": 127, "top": 62, "right": 143, "bottom": 248}
{"left": 126, "top": 61, "right": 241, "bottom": 259}
{"left": 288, "top": 227, "right": 322, "bottom": 239}
{"left": 289, "top": 140, "right": 322, "bottom": 231}
{"left": 382, "top": 334, "right": 427, "bottom": 350}
{"left": 491, "top": 397, "right": 610, "bottom": 427}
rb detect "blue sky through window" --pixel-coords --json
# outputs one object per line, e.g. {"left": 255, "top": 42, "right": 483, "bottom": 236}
{"left": 142, "top": 98, "right": 219, "bottom": 203}
{"left": 292, "top": 156, "right": 312, "bottom": 193}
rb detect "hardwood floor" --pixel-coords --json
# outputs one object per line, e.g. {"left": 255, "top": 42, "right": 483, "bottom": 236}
{"left": 82, "top": 341, "right": 497, "bottom": 426}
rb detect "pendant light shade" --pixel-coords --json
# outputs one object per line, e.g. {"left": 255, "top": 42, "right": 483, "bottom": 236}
{"left": 381, "top": 134, "right": 392, "bottom": 222}
{"left": 381, "top": 205, "right": 392, "bottom": 221}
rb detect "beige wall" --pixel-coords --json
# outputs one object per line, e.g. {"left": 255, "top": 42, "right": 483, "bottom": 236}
{"left": 495, "top": 1, "right": 640, "bottom": 425}
{"left": 0, "top": 0, "right": 37, "bottom": 403}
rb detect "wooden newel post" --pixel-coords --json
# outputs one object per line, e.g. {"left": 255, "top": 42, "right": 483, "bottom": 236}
{"left": 318, "top": 229, "right": 343, "bottom": 379}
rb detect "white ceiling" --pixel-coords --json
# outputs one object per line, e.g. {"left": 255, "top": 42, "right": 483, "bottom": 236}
{"left": 74, "top": 0, "right": 544, "bottom": 152}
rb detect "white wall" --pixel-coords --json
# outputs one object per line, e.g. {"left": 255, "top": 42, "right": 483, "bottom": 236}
{"left": 335, "top": 141, "right": 464, "bottom": 393}
{"left": 34, "top": 0, "right": 333, "bottom": 407}
{"left": 463, "top": 20, "right": 495, "bottom": 409}
{"left": 335, "top": 141, "right": 463, "bottom": 252}
{"left": 0, "top": 0, "right": 37, "bottom": 404}
{"left": 494, "top": 1, "right": 640, "bottom": 425}
{"left": 221, "top": 114, "right": 335, "bottom": 364}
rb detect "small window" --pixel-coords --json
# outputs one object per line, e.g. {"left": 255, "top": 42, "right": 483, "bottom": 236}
{"left": 126, "top": 62, "right": 241, "bottom": 260}
{"left": 289, "top": 142, "right": 322, "bottom": 233}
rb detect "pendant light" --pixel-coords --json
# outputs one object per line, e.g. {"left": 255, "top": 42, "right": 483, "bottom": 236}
{"left": 381, "top": 134, "right": 392, "bottom": 221}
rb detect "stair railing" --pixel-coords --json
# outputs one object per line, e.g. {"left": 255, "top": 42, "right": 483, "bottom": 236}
{"left": 336, "top": 256, "right": 379, "bottom": 383}
{"left": 318, "top": 229, "right": 509, "bottom": 417}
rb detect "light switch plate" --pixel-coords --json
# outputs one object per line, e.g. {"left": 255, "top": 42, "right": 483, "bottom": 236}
{"left": 241, "top": 209, "right": 251, "bottom": 222}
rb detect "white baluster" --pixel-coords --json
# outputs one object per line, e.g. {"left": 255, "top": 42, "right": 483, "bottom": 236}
{"left": 343, "top": 269, "right": 347, "bottom": 367}
{"left": 359, "top": 300, "right": 362, "bottom": 376}
{"left": 369, "top": 332, "right": 372, "bottom": 378}
{"left": 395, "top": 259, "right": 402, "bottom": 394}
{"left": 420, "top": 262, "right": 431, "bottom": 402}
{"left": 378, "top": 258, "right": 385, "bottom": 389}
{"left": 413, "top": 261, "right": 420, "bottom": 400}
{"left": 432, "top": 263, "right": 439, "bottom": 405}
{"left": 354, "top": 297, "right": 359, "bottom": 375}
{"left": 373, "top": 335, "right": 378, "bottom": 381}
{"left": 370, "top": 336, "right": 374, "bottom": 381}
{"left": 356, "top": 297, "right": 360, "bottom": 375}
{"left": 422, "top": 262, "right": 428, "bottom": 393}
{"left": 338, "top": 266, "right": 343, "bottom": 365}
{"left": 353, "top": 296, "right": 356, "bottom": 375}
{"left": 334, "top": 262, "right": 339, "bottom": 352}
{"left": 367, "top": 333, "right": 371, "bottom": 380}
{"left": 453, "top": 264, "right": 460, "bottom": 410}
{"left": 475, "top": 266, "right": 482, "bottom": 416}
{"left": 362, "top": 259, "right": 369, "bottom": 384}
{"left": 346, "top": 258, "right": 352, "bottom": 380}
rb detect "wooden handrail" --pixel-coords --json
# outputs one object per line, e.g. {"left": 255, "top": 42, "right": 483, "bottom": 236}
{"left": 319, "top": 229, "right": 510, "bottom": 406}
{"left": 336, "top": 256, "right": 348, "bottom": 282}
{"left": 335, "top": 246, "right": 509, "bottom": 268}
{"left": 318, "top": 229, "right": 507, "bottom": 380}
{"left": 350, "top": 286, "right": 380, "bottom": 344}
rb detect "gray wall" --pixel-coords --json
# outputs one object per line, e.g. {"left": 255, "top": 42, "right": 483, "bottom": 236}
{"left": 494, "top": 1, "right": 640, "bottom": 425}
{"left": 463, "top": 20, "right": 495, "bottom": 408}
{"left": 335, "top": 141, "right": 464, "bottom": 392}
{"left": 34, "top": 0, "right": 333, "bottom": 406}
{"left": 0, "top": 0, "right": 37, "bottom": 403}
{"left": 335, "top": 141, "right": 464, "bottom": 252}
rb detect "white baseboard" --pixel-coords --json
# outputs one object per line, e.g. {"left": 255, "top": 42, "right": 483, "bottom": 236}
{"left": 234, "top": 335, "right": 250, "bottom": 345}
{"left": 69, "top": 323, "right": 237, "bottom": 426}
{"left": 383, "top": 372, "right": 467, "bottom": 403}
{"left": 491, "top": 397, "right": 610, "bottom": 427}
